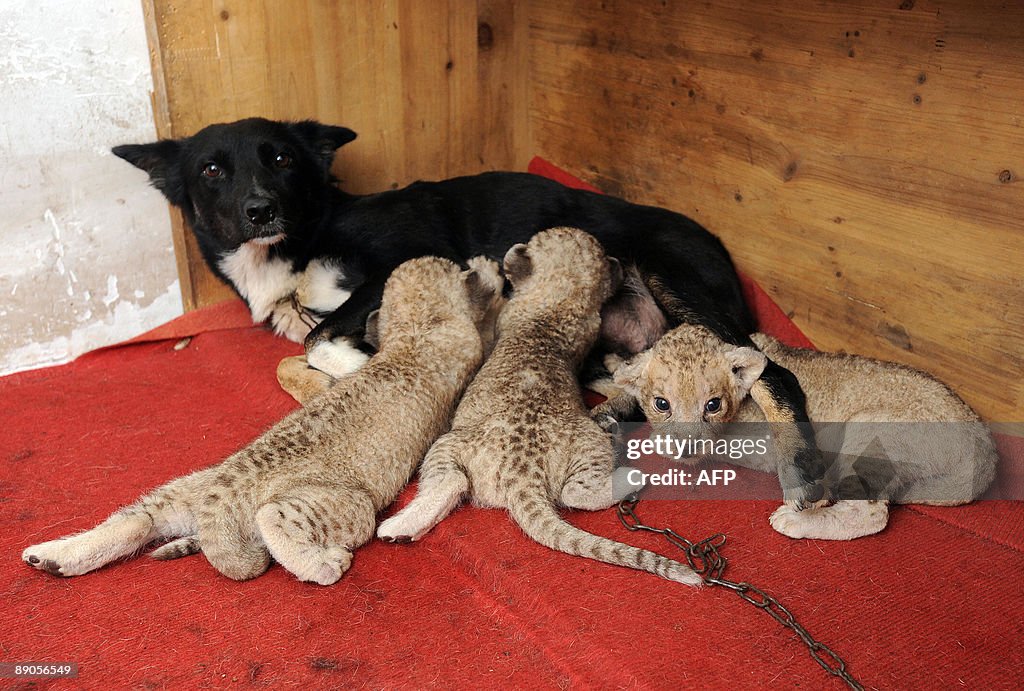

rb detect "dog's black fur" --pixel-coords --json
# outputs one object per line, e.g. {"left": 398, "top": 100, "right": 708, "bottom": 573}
{"left": 114, "top": 117, "right": 825, "bottom": 505}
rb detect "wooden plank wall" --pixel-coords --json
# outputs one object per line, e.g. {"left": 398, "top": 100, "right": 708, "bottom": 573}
{"left": 143, "top": 0, "right": 528, "bottom": 309}
{"left": 529, "top": 0, "right": 1023, "bottom": 422}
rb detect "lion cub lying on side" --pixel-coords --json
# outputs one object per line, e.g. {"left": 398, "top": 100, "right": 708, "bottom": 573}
{"left": 378, "top": 227, "right": 701, "bottom": 584}
{"left": 23, "top": 256, "right": 503, "bottom": 584}
{"left": 604, "top": 325, "right": 997, "bottom": 540}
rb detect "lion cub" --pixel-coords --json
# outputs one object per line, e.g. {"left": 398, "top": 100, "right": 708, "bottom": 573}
{"left": 378, "top": 227, "right": 701, "bottom": 585}
{"left": 606, "top": 325, "right": 998, "bottom": 540}
{"left": 23, "top": 256, "right": 504, "bottom": 584}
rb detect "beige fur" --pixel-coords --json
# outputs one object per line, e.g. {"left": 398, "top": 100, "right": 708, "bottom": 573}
{"left": 22, "top": 256, "right": 505, "bottom": 584}
{"left": 378, "top": 227, "right": 701, "bottom": 585}
{"left": 604, "top": 325, "right": 998, "bottom": 540}
{"left": 276, "top": 354, "right": 334, "bottom": 405}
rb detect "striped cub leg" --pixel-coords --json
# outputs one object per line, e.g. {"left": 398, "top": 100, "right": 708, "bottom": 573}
{"left": 22, "top": 470, "right": 210, "bottom": 577}
{"left": 256, "top": 484, "right": 376, "bottom": 585}
{"left": 195, "top": 500, "right": 271, "bottom": 581}
{"left": 376, "top": 434, "right": 470, "bottom": 543}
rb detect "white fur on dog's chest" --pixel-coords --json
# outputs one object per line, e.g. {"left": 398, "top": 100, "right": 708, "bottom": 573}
{"left": 218, "top": 243, "right": 351, "bottom": 341}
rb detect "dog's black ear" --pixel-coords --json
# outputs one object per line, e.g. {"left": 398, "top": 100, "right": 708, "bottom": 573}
{"left": 364, "top": 309, "right": 381, "bottom": 350}
{"left": 291, "top": 121, "right": 357, "bottom": 169}
{"left": 112, "top": 140, "right": 186, "bottom": 206}
{"left": 502, "top": 244, "right": 533, "bottom": 288}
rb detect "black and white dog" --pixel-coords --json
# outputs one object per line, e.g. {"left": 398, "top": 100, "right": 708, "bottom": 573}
{"left": 113, "top": 118, "right": 825, "bottom": 506}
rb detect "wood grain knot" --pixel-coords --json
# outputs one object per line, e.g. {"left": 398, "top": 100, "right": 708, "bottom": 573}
{"left": 477, "top": 22, "right": 494, "bottom": 50}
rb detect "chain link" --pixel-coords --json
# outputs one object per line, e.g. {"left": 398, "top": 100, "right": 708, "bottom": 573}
{"left": 288, "top": 293, "right": 320, "bottom": 330}
{"left": 617, "top": 494, "right": 864, "bottom": 690}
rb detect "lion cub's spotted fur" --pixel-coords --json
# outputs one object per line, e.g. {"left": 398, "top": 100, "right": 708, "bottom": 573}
{"left": 378, "top": 228, "right": 701, "bottom": 585}
{"left": 23, "top": 256, "right": 504, "bottom": 584}
{"left": 606, "top": 324, "right": 998, "bottom": 540}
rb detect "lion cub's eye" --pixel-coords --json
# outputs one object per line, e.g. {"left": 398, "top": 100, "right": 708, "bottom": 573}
{"left": 653, "top": 397, "right": 671, "bottom": 413}
{"left": 202, "top": 162, "right": 223, "bottom": 178}
{"left": 704, "top": 397, "right": 722, "bottom": 414}
{"left": 274, "top": 152, "right": 293, "bottom": 168}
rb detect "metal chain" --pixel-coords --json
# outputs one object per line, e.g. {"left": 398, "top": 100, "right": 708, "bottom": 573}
{"left": 288, "top": 293, "right": 320, "bottom": 330}
{"left": 617, "top": 494, "right": 864, "bottom": 691}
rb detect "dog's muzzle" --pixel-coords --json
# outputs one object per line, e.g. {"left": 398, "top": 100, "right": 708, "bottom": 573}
{"left": 243, "top": 197, "right": 278, "bottom": 225}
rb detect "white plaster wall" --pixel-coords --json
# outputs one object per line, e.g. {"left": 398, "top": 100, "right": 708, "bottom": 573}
{"left": 0, "top": 2, "right": 182, "bottom": 375}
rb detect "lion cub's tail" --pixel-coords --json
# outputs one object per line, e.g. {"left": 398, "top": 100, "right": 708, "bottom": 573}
{"left": 507, "top": 489, "right": 701, "bottom": 585}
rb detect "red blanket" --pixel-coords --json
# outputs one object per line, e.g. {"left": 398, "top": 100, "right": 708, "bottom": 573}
{"left": 1, "top": 159, "right": 1020, "bottom": 689}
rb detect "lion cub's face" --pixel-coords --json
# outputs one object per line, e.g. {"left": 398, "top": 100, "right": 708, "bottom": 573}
{"left": 614, "top": 325, "right": 767, "bottom": 444}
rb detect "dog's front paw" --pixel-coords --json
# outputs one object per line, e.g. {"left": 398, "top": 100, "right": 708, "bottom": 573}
{"left": 778, "top": 452, "right": 831, "bottom": 511}
{"left": 306, "top": 339, "right": 370, "bottom": 379}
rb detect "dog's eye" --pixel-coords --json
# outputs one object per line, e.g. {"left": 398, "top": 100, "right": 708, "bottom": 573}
{"left": 653, "top": 397, "right": 671, "bottom": 413}
{"left": 704, "top": 397, "right": 722, "bottom": 414}
{"left": 202, "top": 163, "right": 223, "bottom": 179}
{"left": 274, "top": 153, "right": 293, "bottom": 169}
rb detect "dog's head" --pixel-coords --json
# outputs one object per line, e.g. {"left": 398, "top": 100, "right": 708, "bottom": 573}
{"left": 113, "top": 118, "right": 356, "bottom": 252}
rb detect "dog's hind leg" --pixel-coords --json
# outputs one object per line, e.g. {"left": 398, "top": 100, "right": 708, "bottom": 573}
{"left": 22, "top": 470, "right": 208, "bottom": 577}
{"left": 256, "top": 485, "right": 375, "bottom": 585}
{"left": 377, "top": 435, "right": 470, "bottom": 543}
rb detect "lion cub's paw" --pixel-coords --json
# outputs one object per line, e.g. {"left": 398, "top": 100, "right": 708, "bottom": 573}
{"left": 288, "top": 546, "right": 353, "bottom": 586}
{"left": 277, "top": 355, "right": 335, "bottom": 405}
{"left": 23, "top": 538, "right": 90, "bottom": 577}
{"left": 770, "top": 501, "right": 888, "bottom": 540}
{"left": 376, "top": 512, "right": 430, "bottom": 544}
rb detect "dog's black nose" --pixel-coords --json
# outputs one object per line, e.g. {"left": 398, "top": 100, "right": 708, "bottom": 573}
{"left": 244, "top": 198, "right": 277, "bottom": 225}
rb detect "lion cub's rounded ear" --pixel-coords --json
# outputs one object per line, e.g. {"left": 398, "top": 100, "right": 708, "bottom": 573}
{"left": 611, "top": 350, "right": 653, "bottom": 396}
{"left": 463, "top": 256, "right": 503, "bottom": 311}
{"left": 502, "top": 243, "right": 533, "bottom": 288}
{"left": 363, "top": 310, "right": 382, "bottom": 350}
{"left": 463, "top": 269, "right": 494, "bottom": 311}
{"left": 724, "top": 347, "right": 767, "bottom": 396}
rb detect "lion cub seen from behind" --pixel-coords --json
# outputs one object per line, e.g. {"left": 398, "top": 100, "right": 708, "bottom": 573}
{"left": 23, "top": 256, "right": 504, "bottom": 584}
{"left": 378, "top": 227, "right": 701, "bottom": 585}
{"left": 606, "top": 324, "right": 998, "bottom": 540}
